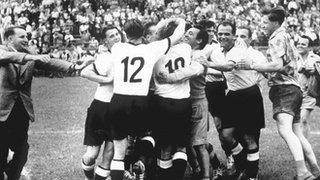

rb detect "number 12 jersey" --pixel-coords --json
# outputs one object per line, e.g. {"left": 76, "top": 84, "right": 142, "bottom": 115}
{"left": 111, "top": 38, "right": 170, "bottom": 96}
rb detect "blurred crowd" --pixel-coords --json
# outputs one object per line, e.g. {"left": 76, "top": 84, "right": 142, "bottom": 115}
{"left": 0, "top": 0, "right": 320, "bottom": 64}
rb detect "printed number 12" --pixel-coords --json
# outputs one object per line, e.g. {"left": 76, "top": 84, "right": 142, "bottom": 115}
{"left": 121, "top": 57, "right": 145, "bottom": 82}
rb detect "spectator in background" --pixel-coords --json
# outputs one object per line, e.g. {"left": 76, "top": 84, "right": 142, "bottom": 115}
{"left": 64, "top": 29, "right": 75, "bottom": 46}
{"left": 296, "top": 35, "right": 320, "bottom": 138}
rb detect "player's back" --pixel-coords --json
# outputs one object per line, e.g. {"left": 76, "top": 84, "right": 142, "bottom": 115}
{"left": 112, "top": 39, "right": 170, "bottom": 96}
{"left": 153, "top": 43, "right": 192, "bottom": 99}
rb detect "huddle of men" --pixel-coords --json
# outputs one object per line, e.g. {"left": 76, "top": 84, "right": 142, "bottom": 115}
{"left": 1, "top": 5, "right": 320, "bottom": 180}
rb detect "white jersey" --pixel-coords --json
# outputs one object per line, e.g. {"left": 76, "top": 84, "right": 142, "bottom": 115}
{"left": 153, "top": 43, "right": 192, "bottom": 99}
{"left": 92, "top": 52, "right": 114, "bottom": 102}
{"left": 111, "top": 38, "right": 170, "bottom": 96}
{"left": 211, "top": 46, "right": 266, "bottom": 91}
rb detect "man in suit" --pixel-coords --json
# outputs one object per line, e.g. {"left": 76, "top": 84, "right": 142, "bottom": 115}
{"left": 0, "top": 26, "right": 88, "bottom": 180}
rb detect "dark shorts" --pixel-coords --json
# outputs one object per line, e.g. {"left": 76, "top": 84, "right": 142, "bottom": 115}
{"left": 205, "top": 81, "right": 227, "bottom": 119}
{"left": 109, "top": 94, "right": 151, "bottom": 140}
{"left": 223, "top": 85, "right": 265, "bottom": 132}
{"left": 269, "top": 85, "right": 303, "bottom": 123}
{"left": 152, "top": 95, "right": 192, "bottom": 147}
{"left": 83, "top": 99, "right": 112, "bottom": 146}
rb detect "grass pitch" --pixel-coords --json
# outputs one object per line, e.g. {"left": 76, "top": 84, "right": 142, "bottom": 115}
{"left": 22, "top": 77, "right": 320, "bottom": 180}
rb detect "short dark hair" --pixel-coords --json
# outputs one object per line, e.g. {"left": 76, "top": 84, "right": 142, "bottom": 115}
{"left": 194, "top": 24, "right": 209, "bottom": 50}
{"left": 157, "top": 21, "right": 178, "bottom": 40}
{"left": 262, "top": 6, "right": 286, "bottom": 25}
{"left": 198, "top": 20, "right": 216, "bottom": 30}
{"left": 300, "top": 35, "right": 313, "bottom": 47}
{"left": 101, "top": 25, "right": 123, "bottom": 42}
{"left": 4, "top": 26, "right": 25, "bottom": 40}
{"left": 217, "top": 20, "right": 236, "bottom": 35}
{"left": 185, "top": 21, "right": 193, "bottom": 31}
{"left": 143, "top": 21, "right": 156, "bottom": 37}
{"left": 237, "top": 26, "right": 252, "bottom": 38}
{"left": 123, "top": 19, "right": 144, "bottom": 40}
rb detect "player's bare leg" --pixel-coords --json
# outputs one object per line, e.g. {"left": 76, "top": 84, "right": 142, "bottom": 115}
{"left": 193, "top": 144, "right": 210, "bottom": 180}
{"left": 300, "top": 109, "right": 312, "bottom": 139}
{"left": 110, "top": 138, "right": 128, "bottom": 180}
{"left": 293, "top": 122, "right": 320, "bottom": 179}
{"left": 276, "top": 113, "right": 313, "bottom": 179}
{"left": 221, "top": 127, "right": 246, "bottom": 178}
{"left": 94, "top": 141, "right": 113, "bottom": 180}
{"left": 82, "top": 146, "right": 100, "bottom": 180}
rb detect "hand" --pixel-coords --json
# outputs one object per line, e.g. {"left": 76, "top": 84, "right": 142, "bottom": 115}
{"left": 225, "top": 60, "right": 237, "bottom": 70}
{"left": 235, "top": 60, "right": 252, "bottom": 70}
{"left": 193, "top": 54, "right": 207, "bottom": 63}
{"left": 155, "top": 72, "right": 169, "bottom": 84}
{"left": 75, "top": 56, "right": 95, "bottom": 70}
{"left": 190, "top": 61, "right": 205, "bottom": 75}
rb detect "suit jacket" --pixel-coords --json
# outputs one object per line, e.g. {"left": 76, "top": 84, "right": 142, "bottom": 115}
{"left": 0, "top": 45, "right": 74, "bottom": 122}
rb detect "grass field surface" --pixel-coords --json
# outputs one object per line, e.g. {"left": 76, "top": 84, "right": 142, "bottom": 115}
{"left": 21, "top": 77, "right": 320, "bottom": 180}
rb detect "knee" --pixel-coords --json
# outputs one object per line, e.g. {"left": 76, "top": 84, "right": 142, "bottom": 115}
{"left": 83, "top": 149, "right": 99, "bottom": 164}
{"left": 221, "top": 131, "right": 235, "bottom": 145}
{"left": 246, "top": 142, "right": 258, "bottom": 151}
{"left": 243, "top": 135, "right": 258, "bottom": 150}
{"left": 160, "top": 151, "right": 171, "bottom": 160}
{"left": 277, "top": 123, "right": 293, "bottom": 138}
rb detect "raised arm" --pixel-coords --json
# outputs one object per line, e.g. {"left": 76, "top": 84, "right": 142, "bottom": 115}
{"left": 168, "top": 18, "right": 186, "bottom": 46}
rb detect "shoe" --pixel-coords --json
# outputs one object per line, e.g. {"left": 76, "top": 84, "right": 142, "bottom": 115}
{"left": 132, "top": 160, "right": 145, "bottom": 180}
{"left": 124, "top": 170, "right": 135, "bottom": 180}
{"left": 293, "top": 171, "right": 315, "bottom": 180}
{"left": 229, "top": 169, "right": 246, "bottom": 180}
{"left": 226, "top": 155, "right": 236, "bottom": 176}
{"left": 212, "top": 164, "right": 226, "bottom": 180}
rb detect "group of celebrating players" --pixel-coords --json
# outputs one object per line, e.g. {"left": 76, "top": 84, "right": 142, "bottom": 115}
{"left": 79, "top": 6, "right": 320, "bottom": 180}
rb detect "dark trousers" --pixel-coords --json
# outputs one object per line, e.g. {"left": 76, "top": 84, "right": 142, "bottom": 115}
{"left": 0, "top": 98, "right": 30, "bottom": 180}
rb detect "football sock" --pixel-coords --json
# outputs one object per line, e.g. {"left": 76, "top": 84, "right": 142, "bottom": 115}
{"left": 94, "top": 165, "right": 110, "bottom": 180}
{"left": 310, "top": 163, "right": 320, "bottom": 178}
{"left": 231, "top": 142, "right": 246, "bottom": 171}
{"left": 172, "top": 151, "right": 188, "bottom": 180}
{"left": 82, "top": 159, "right": 95, "bottom": 179}
{"left": 296, "top": 160, "right": 309, "bottom": 176}
{"left": 246, "top": 148, "right": 259, "bottom": 178}
{"left": 157, "top": 158, "right": 172, "bottom": 180}
{"left": 110, "top": 159, "right": 124, "bottom": 180}
{"left": 136, "top": 136, "right": 155, "bottom": 164}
